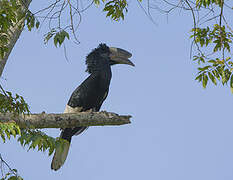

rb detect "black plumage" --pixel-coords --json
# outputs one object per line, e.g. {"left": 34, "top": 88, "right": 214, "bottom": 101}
{"left": 61, "top": 45, "right": 112, "bottom": 141}
{"left": 51, "top": 43, "right": 133, "bottom": 171}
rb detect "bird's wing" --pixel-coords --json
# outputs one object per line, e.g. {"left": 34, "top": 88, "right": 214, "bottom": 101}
{"left": 67, "top": 73, "right": 108, "bottom": 111}
{"left": 62, "top": 73, "right": 109, "bottom": 138}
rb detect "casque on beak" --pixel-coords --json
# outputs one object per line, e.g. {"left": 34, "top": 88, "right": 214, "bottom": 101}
{"left": 109, "top": 47, "right": 134, "bottom": 66}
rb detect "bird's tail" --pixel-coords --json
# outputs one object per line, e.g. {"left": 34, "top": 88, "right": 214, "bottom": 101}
{"left": 51, "top": 138, "right": 70, "bottom": 171}
{"left": 51, "top": 127, "right": 87, "bottom": 171}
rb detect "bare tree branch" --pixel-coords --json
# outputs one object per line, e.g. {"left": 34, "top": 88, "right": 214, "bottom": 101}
{"left": 0, "top": 111, "right": 131, "bottom": 129}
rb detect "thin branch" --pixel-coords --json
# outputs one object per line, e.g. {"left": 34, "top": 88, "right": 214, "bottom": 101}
{"left": 223, "top": 15, "right": 233, "bottom": 33}
{"left": 79, "top": 1, "right": 94, "bottom": 13}
{"left": 40, "top": 1, "right": 60, "bottom": 31}
{"left": 68, "top": 0, "right": 81, "bottom": 44}
{"left": 0, "top": 154, "right": 14, "bottom": 175}
{"left": 136, "top": 0, "right": 158, "bottom": 26}
{"left": 58, "top": 0, "right": 68, "bottom": 29}
{"left": 184, "top": 0, "right": 201, "bottom": 58}
{"left": 0, "top": 153, "right": 19, "bottom": 178}
{"left": 0, "top": 111, "right": 131, "bottom": 129}
{"left": 199, "top": 14, "right": 219, "bottom": 26}
{"left": 34, "top": 0, "right": 61, "bottom": 15}
{"left": 219, "top": 0, "right": 224, "bottom": 27}
{"left": 219, "top": 0, "right": 224, "bottom": 60}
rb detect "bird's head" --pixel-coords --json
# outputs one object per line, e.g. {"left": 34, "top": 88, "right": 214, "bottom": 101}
{"left": 86, "top": 43, "right": 134, "bottom": 74}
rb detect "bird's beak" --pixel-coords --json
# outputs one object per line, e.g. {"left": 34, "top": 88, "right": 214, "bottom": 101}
{"left": 109, "top": 47, "right": 134, "bottom": 66}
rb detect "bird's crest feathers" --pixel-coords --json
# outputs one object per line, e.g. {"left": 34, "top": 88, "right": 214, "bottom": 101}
{"left": 86, "top": 43, "right": 110, "bottom": 74}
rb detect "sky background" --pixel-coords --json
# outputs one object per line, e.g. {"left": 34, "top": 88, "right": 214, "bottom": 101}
{"left": 1, "top": 1, "right": 233, "bottom": 180}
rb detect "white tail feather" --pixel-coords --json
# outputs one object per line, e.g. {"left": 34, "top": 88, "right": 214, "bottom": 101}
{"left": 51, "top": 141, "right": 70, "bottom": 171}
{"left": 51, "top": 104, "right": 84, "bottom": 171}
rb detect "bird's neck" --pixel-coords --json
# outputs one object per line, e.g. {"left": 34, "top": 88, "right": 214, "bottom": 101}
{"left": 90, "top": 66, "right": 112, "bottom": 86}
{"left": 99, "top": 66, "right": 112, "bottom": 82}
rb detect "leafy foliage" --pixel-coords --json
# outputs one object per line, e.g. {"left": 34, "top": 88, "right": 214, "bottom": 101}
{"left": 0, "top": 87, "right": 30, "bottom": 179}
{"left": 196, "top": 0, "right": 223, "bottom": 8}
{"left": 103, "top": 0, "right": 128, "bottom": 20}
{"left": 192, "top": 25, "right": 233, "bottom": 90}
{"left": 0, "top": 91, "right": 30, "bottom": 114}
{"left": 94, "top": 0, "right": 129, "bottom": 21}
{"left": 1, "top": 0, "right": 132, "bottom": 51}
{"left": 194, "top": 56, "right": 232, "bottom": 89}
{"left": 0, "top": 123, "right": 67, "bottom": 158}
{"left": 0, "top": 123, "right": 21, "bottom": 143}
{"left": 0, "top": 89, "right": 29, "bottom": 179}
{"left": 191, "top": 25, "right": 232, "bottom": 52}
{"left": 18, "top": 129, "right": 68, "bottom": 156}
{"left": 43, "top": 0, "right": 128, "bottom": 47}
{"left": 0, "top": 126, "right": 68, "bottom": 177}
{"left": 0, "top": 0, "right": 39, "bottom": 58}
{"left": 44, "top": 29, "right": 69, "bottom": 47}
{"left": 0, "top": 0, "right": 21, "bottom": 58}
{"left": 190, "top": 3, "right": 233, "bottom": 91}
{"left": 0, "top": 169, "right": 23, "bottom": 180}
{"left": 25, "top": 11, "right": 40, "bottom": 32}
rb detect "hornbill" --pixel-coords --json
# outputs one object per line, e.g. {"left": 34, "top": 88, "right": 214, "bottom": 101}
{"left": 51, "top": 43, "right": 134, "bottom": 170}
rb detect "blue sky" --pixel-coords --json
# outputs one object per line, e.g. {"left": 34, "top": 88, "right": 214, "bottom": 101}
{"left": 1, "top": 1, "right": 233, "bottom": 180}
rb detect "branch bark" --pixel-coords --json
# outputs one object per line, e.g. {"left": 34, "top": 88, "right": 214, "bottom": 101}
{"left": 0, "top": 0, "right": 32, "bottom": 77}
{"left": 0, "top": 111, "right": 131, "bottom": 129}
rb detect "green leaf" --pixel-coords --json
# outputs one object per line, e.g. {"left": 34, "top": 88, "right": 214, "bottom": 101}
{"left": 230, "top": 75, "right": 233, "bottom": 93}
{"left": 196, "top": 0, "right": 201, "bottom": 7}
{"left": 225, "top": 43, "right": 230, "bottom": 52}
{"left": 5, "top": 128, "right": 11, "bottom": 140}
{"left": 231, "top": 87, "right": 233, "bottom": 94}
{"left": 225, "top": 69, "right": 231, "bottom": 83}
{"left": 8, "top": 176, "right": 18, "bottom": 180}
{"left": 198, "top": 65, "right": 210, "bottom": 71}
{"left": 29, "top": 136, "right": 41, "bottom": 149}
{"left": 94, "top": 0, "right": 100, "bottom": 5}
{"left": 9, "top": 127, "right": 16, "bottom": 137}
{"left": 200, "top": 38, "right": 204, "bottom": 46}
{"left": 62, "top": 30, "right": 69, "bottom": 40}
{"left": 208, "top": 60, "right": 216, "bottom": 64}
{"left": 12, "top": 169, "right": 17, "bottom": 173}
{"left": 1, "top": 132, "right": 6, "bottom": 143}
{"left": 54, "top": 35, "right": 58, "bottom": 48}
{"left": 44, "top": 29, "right": 56, "bottom": 44}
{"left": 202, "top": 74, "right": 208, "bottom": 88}
{"left": 208, "top": 72, "right": 217, "bottom": 85}
{"left": 17, "top": 130, "right": 58, "bottom": 156}
{"left": 221, "top": 70, "right": 226, "bottom": 85}
{"left": 35, "top": 21, "right": 40, "bottom": 29}
{"left": 195, "top": 73, "right": 203, "bottom": 82}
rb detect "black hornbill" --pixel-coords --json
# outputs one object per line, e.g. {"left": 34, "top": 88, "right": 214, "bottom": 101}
{"left": 51, "top": 43, "right": 134, "bottom": 170}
